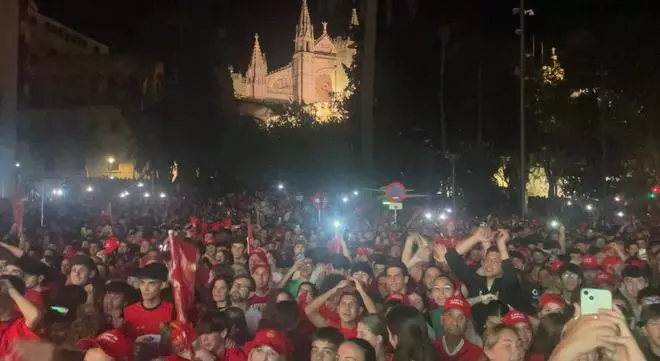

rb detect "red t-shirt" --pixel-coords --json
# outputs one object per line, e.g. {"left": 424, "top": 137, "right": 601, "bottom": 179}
{"left": 328, "top": 319, "right": 358, "bottom": 339}
{"left": 434, "top": 337, "right": 484, "bottom": 361}
{"left": 24, "top": 289, "right": 45, "bottom": 311}
{"left": 319, "top": 304, "right": 340, "bottom": 322}
{"left": 527, "top": 353, "right": 545, "bottom": 361}
{"left": 248, "top": 291, "right": 270, "bottom": 312}
{"left": 123, "top": 301, "right": 174, "bottom": 338}
{"left": 0, "top": 318, "right": 40, "bottom": 360}
{"left": 222, "top": 346, "right": 248, "bottom": 361}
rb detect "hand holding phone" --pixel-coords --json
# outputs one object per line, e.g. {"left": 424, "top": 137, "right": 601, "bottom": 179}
{"left": 580, "top": 288, "right": 612, "bottom": 315}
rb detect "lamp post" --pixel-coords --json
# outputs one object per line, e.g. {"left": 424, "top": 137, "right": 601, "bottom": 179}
{"left": 107, "top": 156, "right": 115, "bottom": 178}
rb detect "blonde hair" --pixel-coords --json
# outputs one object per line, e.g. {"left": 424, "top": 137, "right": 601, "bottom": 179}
{"left": 482, "top": 323, "right": 518, "bottom": 350}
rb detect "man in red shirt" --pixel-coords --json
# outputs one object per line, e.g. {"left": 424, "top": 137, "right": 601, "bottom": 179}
{"left": 247, "top": 250, "right": 272, "bottom": 312}
{"left": 434, "top": 297, "right": 483, "bottom": 361}
{"left": 0, "top": 275, "right": 42, "bottom": 359}
{"left": 123, "top": 262, "right": 174, "bottom": 359}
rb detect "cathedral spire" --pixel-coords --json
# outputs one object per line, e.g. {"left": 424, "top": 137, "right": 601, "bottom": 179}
{"left": 295, "top": 0, "right": 314, "bottom": 51}
{"left": 250, "top": 33, "right": 264, "bottom": 68}
{"left": 349, "top": 8, "right": 359, "bottom": 29}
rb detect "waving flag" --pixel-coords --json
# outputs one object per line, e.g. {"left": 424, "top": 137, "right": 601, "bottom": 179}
{"left": 169, "top": 231, "right": 200, "bottom": 323}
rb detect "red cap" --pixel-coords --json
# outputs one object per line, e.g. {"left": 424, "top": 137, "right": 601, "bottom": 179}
{"left": 601, "top": 255, "right": 621, "bottom": 269}
{"left": 245, "top": 329, "right": 292, "bottom": 358}
{"left": 103, "top": 236, "right": 120, "bottom": 255}
{"left": 594, "top": 271, "right": 615, "bottom": 286}
{"left": 516, "top": 247, "right": 531, "bottom": 262}
{"left": 77, "top": 329, "right": 134, "bottom": 361}
{"left": 356, "top": 247, "right": 371, "bottom": 257}
{"left": 384, "top": 292, "right": 410, "bottom": 305}
{"left": 549, "top": 259, "right": 564, "bottom": 274}
{"left": 167, "top": 320, "right": 197, "bottom": 354}
{"left": 63, "top": 245, "right": 78, "bottom": 259}
{"left": 433, "top": 236, "right": 455, "bottom": 248}
{"left": 581, "top": 255, "right": 599, "bottom": 270}
{"left": 538, "top": 293, "right": 567, "bottom": 310}
{"left": 502, "top": 310, "right": 531, "bottom": 327}
{"left": 249, "top": 248, "right": 270, "bottom": 274}
{"left": 443, "top": 296, "right": 471, "bottom": 317}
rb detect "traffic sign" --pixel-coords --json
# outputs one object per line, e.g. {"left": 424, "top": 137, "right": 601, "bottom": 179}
{"left": 388, "top": 203, "right": 403, "bottom": 210}
{"left": 384, "top": 182, "right": 408, "bottom": 203}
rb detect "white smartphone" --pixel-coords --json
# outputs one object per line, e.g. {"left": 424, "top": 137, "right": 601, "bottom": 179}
{"left": 580, "top": 288, "right": 612, "bottom": 315}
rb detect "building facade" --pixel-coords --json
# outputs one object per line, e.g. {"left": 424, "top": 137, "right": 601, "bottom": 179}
{"left": 231, "top": 0, "right": 358, "bottom": 109}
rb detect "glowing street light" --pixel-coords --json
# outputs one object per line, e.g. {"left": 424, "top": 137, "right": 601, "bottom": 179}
{"left": 439, "top": 213, "right": 448, "bottom": 220}
{"left": 159, "top": 192, "right": 167, "bottom": 199}
{"left": 333, "top": 221, "right": 341, "bottom": 228}
{"left": 342, "top": 196, "right": 349, "bottom": 203}
{"left": 107, "top": 156, "right": 116, "bottom": 164}
{"left": 353, "top": 190, "right": 359, "bottom": 196}
{"left": 120, "top": 191, "right": 129, "bottom": 198}
{"left": 277, "top": 183, "right": 285, "bottom": 190}
{"left": 137, "top": 182, "right": 144, "bottom": 188}
{"left": 586, "top": 204, "right": 594, "bottom": 211}
{"left": 550, "top": 220, "right": 559, "bottom": 228}
{"left": 14, "top": 162, "right": 20, "bottom": 168}
{"left": 617, "top": 211, "right": 625, "bottom": 218}
{"left": 614, "top": 196, "right": 621, "bottom": 202}
{"left": 86, "top": 186, "right": 94, "bottom": 193}
{"left": 143, "top": 192, "right": 151, "bottom": 198}
{"left": 109, "top": 176, "right": 115, "bottom": 180}
{"left": 424, "top": 212, "right": 433, "bottom": 220}
{"left": 445, "top": 208, "right": 453, "bottom": 214}
{"left": 566, "top": 200, "right": 573, "bottom": 206}
{"left": 51, "top": 188, "right": 63, "bottom": 196}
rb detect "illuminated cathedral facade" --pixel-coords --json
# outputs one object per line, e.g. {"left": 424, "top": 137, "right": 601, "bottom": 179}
{"left": 230, "top": 0, "right": 358, "bottom": 109}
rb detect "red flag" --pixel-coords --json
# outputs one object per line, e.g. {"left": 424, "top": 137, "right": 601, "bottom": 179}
{"left": 169, "top": 231, "right": 200, "bottom": 323}
{"left": 247, "top": 222, "right": 253, "bottom": 254}
{"left": 189, "top": 216, "right": 200, "bottom": 240}
{"left": 12, "top": 198, "right": 24, "bottom": 236}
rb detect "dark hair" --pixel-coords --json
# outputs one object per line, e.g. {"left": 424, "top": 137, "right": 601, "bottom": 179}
{"left": 222, "top": 307, "right": 249, "bottom": 345}
{"left": 232, "top": 275, "right": 255, "bottom": 292}
{"left": 531, "top": 313, "right": 569, "bottom": 358}
{"left": 385, "top": 261, "right": 409, "bottom": 277}
{"left": 345, "top": 338, "right": 378, "bottom": 361}
{"left": 319, "top": 274, "right": 347, "bottom": 295}
{"left": 351, "top": 262, "right": 374, "bottom": 280}
{"left": 297, "top": 281, "right": 317, "bottom": 298}
{"left": 313, "top": 327, "right": 344, "bottom": 348}
{"left": 386, "top": 306, "right": 439, "bottom": 361}
{"left": 331, "top": 255, "right": 352, "bottom": 271}
{"left": 230, "top": 238, "right": 246, "bottom": 247}
{"left": 196, "top": 311, "right": 231, "bottom": 335}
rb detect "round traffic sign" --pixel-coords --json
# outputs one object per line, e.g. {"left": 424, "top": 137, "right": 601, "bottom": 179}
{"left": 384, "top": 182, "right": 407, "bottom": 203}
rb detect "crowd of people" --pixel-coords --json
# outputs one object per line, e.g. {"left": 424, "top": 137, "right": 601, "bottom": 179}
{"left": 0, "top": 188, "right": 658, "bottom": 361}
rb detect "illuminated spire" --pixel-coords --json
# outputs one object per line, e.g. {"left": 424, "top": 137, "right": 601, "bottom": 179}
{"left": 541, "top": 47, "right": 565, "bottom": 85}
{"left": 296, "top": 0, "right": 314, "bottom": 41}
{"left": 349, "top": 8, "right": 359, "bottom": 29}
{"left": 250, "top": 33, "right": 264, "bottom": 67}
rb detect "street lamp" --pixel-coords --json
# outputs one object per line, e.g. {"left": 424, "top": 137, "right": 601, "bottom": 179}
{"left": 107, "top": 156, "right": 115, "bottom": 164}
{"left": 143, "top": 192, "right": 151, "bottom": 198}
{"left": 353, "top": 190, "right": 359, "bottom": 196}
{"left": 137, "top": 182, "right": 144, "bottom": 188}
{"left": 277, "top": 183, "right": 284, "bottom": 190}
{"left": 86, "top": 186, "right": 94, "bottom": 193}
{"left": 342, "top": 196, "right": 349, "bottom": 203}
{"left": 159, "top": 192, "right": 166, "bottom": 199}
{"left": 14, "top": 162, "right": 20, "bottom": 168}
{"left": 586, "top": 204, "right": 594, "bottom": 211}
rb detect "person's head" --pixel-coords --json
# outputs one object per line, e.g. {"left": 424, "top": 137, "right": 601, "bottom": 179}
{"left": 77, "top": 329, "right": 134, "bottom": 361}
{"left": 357, "top": 314, "right": 386, "bottom": 351}
{"left": 230, "top": 275, "right": 255, "bottom": 303}
{"left": 483, "top": 246, "right": 503, "bottom": 278}
{"left": 442, "top": 297, "right": 471, "bottom": 337}
{"left": 421, "top": 265, "right": 442, "bottom": 293}
{"left": 61, "top": 258, "right": 72, "bottom": 276}
{"left": 350, "top": 262, "right": 374, "bottom": 288}
{"left": 338, "top": 292, "right": 363, "bottom": 325}
{"left": 537, "top": 293, "right": 567, "bottom": 318}
{"left": 212, "top": 277, "right": 232, "bottom": 304}
{"left": 372, "top": 255, "right": 387, "bottom": 277}
{"left": 251, "top": 265, "right": 271, "bottom": 292}
{"left": 558, "top": 263, "right": 583, "bottom": 292}
{"left": 641, "top": 304, "right": 660, "bottom": 348}
{"left": 245, "top": 328, "right": 291, "bottom": 361}
{"left": 531, "top": 249, "right": 547, "bottom": 265}
{"left": 135, "top": 263, "right": 169, "bottom": 302}
{"left": 532, "top": 312, "right": 568, "bottom": 357}
{"left": 622, "top": 266, "right": 648, "bottom": 298}
{"left": 70, "top": 255, "right": 98, "bottom": 286}
{"left": 102, "top": 281, "right": 135, "bottom": 317}
{"left": 638, "top": 287, "right": 660, "bottom": 307}
{"left": 297, "top": 281, "right": 316, "bottom": 301}
{"left": 385, "top": 261, "right": 409, "bottom": 294}
{"left": 385, "top": 305, "right": 429, "bottom": 348}
{"left": 88, "top": 241, "right": 101, "bottom": 256}
{"left": 501, "top": 310, "right": 533, "bottom": 352}
{"left": 311, "top": 327, "right": 344, "bottom": 361}
{"left": 231, "top": 240, "right": 246, "bottom": 261}
{"left": 376, "top": 274, "right": 388, "bottom": 297}
{"left": 196, "top": 311, "right": 231, "bottom": 355}
{"left": 0, "top": 276, "right": 25, "bottom": 313}
{"left": 222, "top": 307, "right": 250, "bottom": 345}
{"left": 337, "top": 338, "right": 377, "bottom": 361}
{"left": 431, "top": 275, "right": 455, "bottom": 307}
{"left": 482, "top": 323, "right": 524, "bottom": 361}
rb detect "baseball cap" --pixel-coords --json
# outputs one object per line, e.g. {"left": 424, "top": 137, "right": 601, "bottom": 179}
{"left": 622, "top": 265, "right": 646, "bottom": 279}
{"left": 581, "top": 255, "right": 599, "bottom": 270}
{"left": 538, "top": 293, "right": 567, "bottom": 311}
{"left": 549, "top": 259, "right": 564, "bottom": 274}
{"left": 133, "top": 262, "right": 169, "bottom": 281}
{"left": 502, "top": 310, "right": 531, "bottom": 327}
{"left": 77, "top": 329, "right": 134, "bottom": 361}
{"left": 384, "top": 292, "right": 410, "bottom": 305}
{"left": 103, "top": 236, "right": 120, "bottom": 255}
{"left": 443, "top": 296, "right": 471, "bottom": 317}
{"left": 244, "top": 329, "right": 292, "bottom": 358}
{"left": 593, "top": 271, "right": 615, "bottom": 286}
{"left": 71, "top": 255, "right": 97, "bottom": 272}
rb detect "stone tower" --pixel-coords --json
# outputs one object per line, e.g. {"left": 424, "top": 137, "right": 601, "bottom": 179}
{"left": 246, "top": 33, "right": 268, "bottom": 99}
{"left": 292, "top": 0, "right": 315, "bottom": 104}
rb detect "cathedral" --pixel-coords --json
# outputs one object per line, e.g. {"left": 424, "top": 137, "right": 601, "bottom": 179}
{"left": 230, "top": 0, "right": 358, "bottom": 112}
